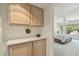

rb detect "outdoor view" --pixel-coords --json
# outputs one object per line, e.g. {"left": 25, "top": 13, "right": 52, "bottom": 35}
{"left": 60, "top": 24, "right": 78, "bottom": 34}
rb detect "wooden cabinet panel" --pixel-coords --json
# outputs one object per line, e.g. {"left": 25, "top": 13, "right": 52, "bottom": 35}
{"left": 9, "top": 3, "right": 31, "bottom": 25}
{"left": 9, "top": 42, "right": 32, "bottom": 56}
{"left": 9, "top": 3, "right": 44, "bottom": 26}
{"left": 31, "top": 5, "right": 43, "bottom": 26}
{"left": 32, "top": 39, "right": 46, "bottom": 56}
{"left": 8, "top": 39, "right": 46, "bottom": 56}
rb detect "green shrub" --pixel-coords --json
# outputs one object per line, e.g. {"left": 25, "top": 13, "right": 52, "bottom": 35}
{"left": 66, "top": 24, "right": 77, "bottom": 33}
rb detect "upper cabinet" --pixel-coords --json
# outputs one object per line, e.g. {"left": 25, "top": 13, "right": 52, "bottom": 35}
{"left": 31, "top": 5, "right": 43, "bottom": 26}
{"left": 9, "top": 3, "right": 44, "bottom": 26}
{"left": 9, "top": 3, "right": 31, "bottom": 25}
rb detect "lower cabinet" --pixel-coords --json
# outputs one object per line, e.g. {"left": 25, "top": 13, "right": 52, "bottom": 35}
{"left": 32, "top": 39, "right": 46, "bottom": 56}
{"left": 8, "top": 39, "right": 46, "bottom": 56}
{"left": 9, "top": 42, "right": 32, "bottom": 56}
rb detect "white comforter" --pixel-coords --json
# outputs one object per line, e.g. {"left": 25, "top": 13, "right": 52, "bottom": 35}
{"left": 54, "top": 39, "right": 79, "bottom": 56}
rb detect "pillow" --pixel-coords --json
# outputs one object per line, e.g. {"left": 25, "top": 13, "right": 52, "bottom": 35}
{"left": 54, "top": 37, "right": 72, "bottom": 44}
{"left": 54, "top": 34, "right": 65, "bottom": 43}
{"left": 59, "top": 36, "right": 65, "bottom": 43}
{"left": 64, "top": 37, "right": 72, "bottom": 44}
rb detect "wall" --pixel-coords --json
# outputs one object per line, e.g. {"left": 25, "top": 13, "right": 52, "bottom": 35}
{"left": 1, "top": 4, "right": 42, "bottom": 55}
{"left": 0, "top": 4, "right": 3, "bottom": 56}
{"left": 42, "top": 4, "right": 54, "bottom": 56}
{"left": 54, "top": 17, "right": 63, "bottom": 34}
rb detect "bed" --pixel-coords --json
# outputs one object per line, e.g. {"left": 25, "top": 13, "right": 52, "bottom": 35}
{"left": 54, "top": 39, "right": 79, "bottom": 56}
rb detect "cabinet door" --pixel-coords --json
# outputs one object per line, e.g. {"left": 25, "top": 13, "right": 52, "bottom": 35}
{"left": 31, "top": 5, "right": 43, "bottom": 26}
{"left": 9, "top": 42, "right": 32, "bottom": 56}
{"left": 32, "top": 39, "right": 46, "bottom": 56}
{"left": 9, "top": 3, "right": 31, "bottom": 25}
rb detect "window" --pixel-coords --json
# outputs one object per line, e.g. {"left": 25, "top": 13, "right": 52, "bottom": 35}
{"left": 66, "top": 24, "right": 77, "bottom": 33}
{"left": 59, "top": 24, "right": 78, "bottom": 34}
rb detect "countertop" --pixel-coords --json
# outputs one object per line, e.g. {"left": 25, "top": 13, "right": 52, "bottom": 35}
{"left": 7, "top": 37, "right": 46, "bottom": 46}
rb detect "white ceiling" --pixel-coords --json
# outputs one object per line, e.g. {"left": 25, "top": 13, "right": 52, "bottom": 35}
{"left": 54, "top": 3, "right": 79, "bottom": 18}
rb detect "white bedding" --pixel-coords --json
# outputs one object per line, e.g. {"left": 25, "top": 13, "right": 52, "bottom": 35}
{"left": 54, "top": 39, "right": 79, "bottom": 56}
{"left": 54, "top": 33, "right": 71, "bottom": 43}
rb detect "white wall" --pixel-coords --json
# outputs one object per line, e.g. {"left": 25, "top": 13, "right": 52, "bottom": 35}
{"left": 0, "top": 4, "right": 3, "bottom": 56}
{"left": 42, "top": 4, "right": 54, "bottom": 56}
{"left": 54, "top": 17, "right": 63, "bottom": 34}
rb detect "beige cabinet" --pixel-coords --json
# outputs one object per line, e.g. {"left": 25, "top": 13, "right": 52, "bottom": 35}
{"left": 8, "top": 39, "right": 46, "bottom": 56}
{"left": 31, "top": 5, "right": 43, "bottom": 26}
{"left": 9, "top": 3, "right": 31, "bottom": 25}
{"left": 32, "top": 39, "right": 46, "bottom": 56}
{"left": 9, "top": 42, "right": 32, "bottom": 56}
{"left": 9, "top": 3, "right": 43, "bottom": 26}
